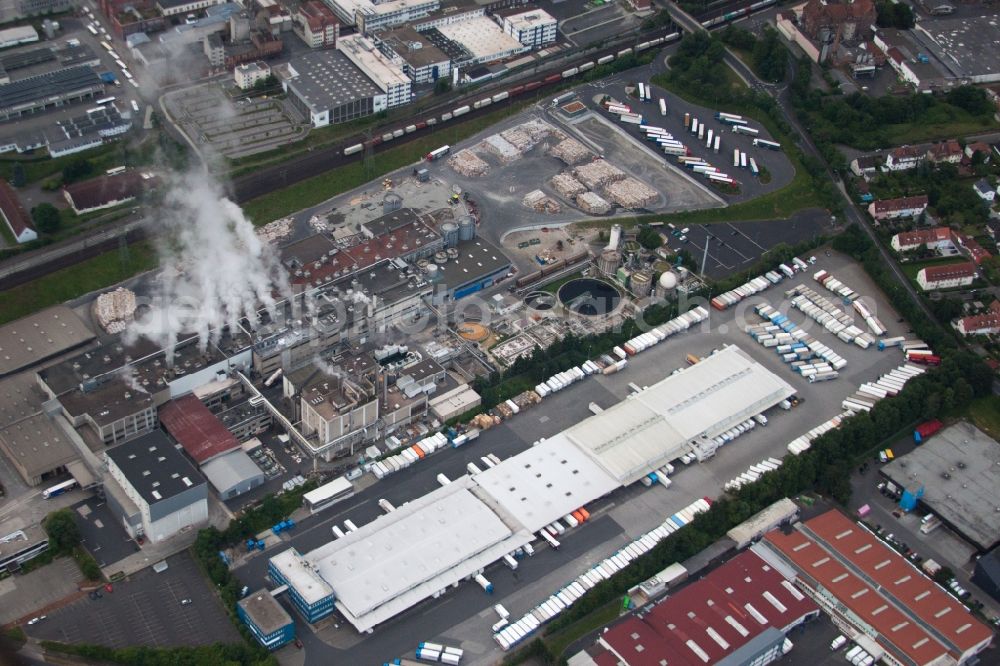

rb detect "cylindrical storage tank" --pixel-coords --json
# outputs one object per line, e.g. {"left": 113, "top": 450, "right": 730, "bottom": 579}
{"left": 426, "top": 264, "right": 439, "bottom": 280}
{"left": 598, "top": 249, "right": 621, "bottom": 275}
{"left": 676, "top": 266, "right": 689, "bottom": 281}
{"left": 631, "top": 270, "right": 653, "bottom": 297}
{"left": 416, "top": 258, "right": 429, "bottom": 272}
{"left": 656, "top": 270, "right": 678, "bottom": 298}
{"left": 440, "top": 222, "right": 459, "bottom": 247}
{"left": 446, "top": 247, "right": 459, "bottom": 260}
{"left": 435, "top": 250, "right": 449, "bottom": 264}
{"left": 382, "top": 192, "right": 402, "bottom": 214}
{"left": 458, "top": 215, "right": 476, "bottom": 241}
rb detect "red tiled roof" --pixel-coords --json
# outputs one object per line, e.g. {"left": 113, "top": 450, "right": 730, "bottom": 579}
{"left": 920, "top": 261, "right": 976, "bottom": 282}
{"left": 957, "top": 301, "right": 1000, "bottom": 335}
{"left": 0, "top": 179, "right": 35, "bottom": 238}
{"left": 872, "top": 195, "right": 928, "bottom": 215}
{"left": 298, "top": 0, "right": 337, "bottom": 31}
{"left": 282, "top": 220, "right": 438, "bottom": 287}
{"left": 927, "top": 139, "right": 961, "bottom": 160}
{"left": 893, "top": 226, "right": 949, "bottom": 247}
{"left": 63, "top": 171, "right": 158, "bottom": 213}
{"left": 159, "top": 394, "right": 239, "bottom": 464}
{"left": 952, "top": 232, "right": 992, "bottom": 265}
{"left": 765, "top": 510, "right": 992, "bottom": 664}
{"left": 890, "top": 145, "right": 923, "bottom": 160}
{"left": 594, "top": 551, "right": 818, "bottom": 666}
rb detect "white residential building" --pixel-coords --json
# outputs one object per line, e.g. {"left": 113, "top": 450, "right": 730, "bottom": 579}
{"left": 916, "top": 262, "right": 976, "bottom": 290}
{"left": 234, "top": 62, "right": 271, "bottom": 90}
{"left": 499, "top": 9, "right": 557, "bottom": 48}
{"left": 337, "top": 34, "right": 411, "bottom": 108}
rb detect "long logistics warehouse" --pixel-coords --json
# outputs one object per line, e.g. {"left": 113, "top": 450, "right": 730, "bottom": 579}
{"left": 270, "top": 345, "right": 795, "bottom": 633}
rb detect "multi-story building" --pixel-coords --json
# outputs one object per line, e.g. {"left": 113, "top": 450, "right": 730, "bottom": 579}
{"left": 799, "top": 0, "right": 875, "bottom": 44}
{"left": 0, "top": 413, "right": 78, "bottom": 486}
{"left": 52, "top": 378, "right": 158, "bottom": 447}
{"left": 329, "top": 0, "right": 439, "bottom": 33}
{"left": 238, "top": 590, "right": 295, "bottom": 650}
{"left": 234, "top": 61, "right": 271, "bottom": 89}
{"left": 294, "top": 0, "right": 339, "bottom": 49}
{"left": 104, "top": 430, "right": 208, "bottom": 543}
{"left": 498, "top": 8, "right": 556, "bottom": 48}
{"left": 157, "top": 0, "right": 225, "bottom": 16}
{"left": 0, "top": 522, "right": 48, "bottom": 574}
{"left": 926, "top": 139, "right": 962, "bottom": 164}
{"left": 883, "top": 145, "right": 925, "bottom": 171}
{"left": 869, "top": 195, "right": 929, "bottom": 222}
{"left": 267, "top": 548, "right": 335, "bottom": 622}
{"left": 283, "top": 49, "right": 385, "bottom": 127}
{"left": 204, "top": 33, "right": 225, "bottom": 67}
{"left": 337, "top": 35, "right": 411, "bottom": 108}
{"left": 916, "top": 262, "right": 976, "bottom": 290}
{"left": 890, "top": 225, "right": 951, "bottom": 252}
{"left": 954, "top": 300, "right": 1000, "bottom": 336}
{"left": 292, "top": 357, "right": 379, "bottom": 460}
{"left": 0, "top": 0, "right": 72, "bottom": 24}
{"left": 375, "top": 26, "right": 450, "bottom": 84}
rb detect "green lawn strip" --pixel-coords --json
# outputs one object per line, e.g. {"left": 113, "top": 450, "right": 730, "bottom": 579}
{"left": 885, "top": 117, "right": 998, "bottom": 147}
{"left": 543, "top": 600, "right": 622, "bottom": 661}
{"left": 0, "top": 241, "right": 157, "bottom": 325}
{"left": 899, "top": 256, "right": 971, "bottom": 281}
{"left": 962, "top": 395, "right": 1000, "bottom": 440}
{"left": 241, "top": 100, "right": 538, "bottom": 225}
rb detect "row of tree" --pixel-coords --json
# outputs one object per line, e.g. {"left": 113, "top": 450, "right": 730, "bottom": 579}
{"left": 718, "top": 25, "right": 788, "bottom": 83}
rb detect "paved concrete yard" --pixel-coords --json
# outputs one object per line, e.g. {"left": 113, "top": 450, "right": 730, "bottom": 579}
{"left": 164, "top": 84, "right": 306, "bottom": 159}
{"left": 0, "top": 558, "right": 81, "bottom": 625}
{"left": 26, "top": 551, "right": 239, "bottom": 648}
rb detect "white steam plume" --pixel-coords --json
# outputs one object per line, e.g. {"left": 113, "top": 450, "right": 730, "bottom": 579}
{"left": 127, "top": 168, "right": 291, "bottom": 360}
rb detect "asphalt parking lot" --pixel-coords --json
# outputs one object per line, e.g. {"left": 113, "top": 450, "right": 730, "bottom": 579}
{"left": 26, "top": 551, "right": 239, "bottom": 649}
{"left": 72, "top": 497, "right": 138, "bottom": 568}
{"left": 228, "top": 249, "right": 915, "bottom": 665}
{"left": 672, "top": 212, "right": 832, "bottom": 279}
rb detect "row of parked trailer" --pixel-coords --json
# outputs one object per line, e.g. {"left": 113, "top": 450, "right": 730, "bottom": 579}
{"left": 842, "top": 363, "right": 927, "bottom": 413}
{"left": 787, "top": 411, "right": 852, "bottom": 455}
{"left": 813, "top": 270, "right": 859, "bottom": 304}
{"left": 710, "top": 257, "right": 813, "bottom": 311}
{"left": 413, "top": 642, "right": 464, "bottom": 664}
{"left": 493, "top": 499, "right": 713, "bottom": 651}
{"left": 618, "top": 306, "right": 710, "bottom": 358}
{"left": 752, "top": 302, "right": 849, "bottom": 371}
{"left": 535, "top": 364, "right": 591, "bottom": 397}
{"left": 724, "top": 457, "right": 782, "bottom": 491}
{"left": 788, "top": 286, "right": 875, "bottom": 350}
{"left": 370, "top": 429, "right": 481, "bottom": 480}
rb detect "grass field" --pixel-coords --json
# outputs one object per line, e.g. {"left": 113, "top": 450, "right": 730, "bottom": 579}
{"left": 0, "top": 241, "right": 157, "bottom": 325}
{"left": 964, "top": 395, "right": 1000, "bottom": 440}
{"left": 543, "top": 600, "right": 621, "bottom": 661}
{"left": 885, "top": 117, "right": 998, "bottom": 147}
{"left": 241, "top": 99, "right": 538, "bottom": 225}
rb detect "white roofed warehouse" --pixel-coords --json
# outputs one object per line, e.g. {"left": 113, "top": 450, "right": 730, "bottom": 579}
{"left": 269, "top": 345, "right": 796, "bottom": 634}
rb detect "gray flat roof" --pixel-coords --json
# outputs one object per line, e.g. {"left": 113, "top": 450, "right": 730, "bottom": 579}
{"left": 0, "top": 66, "right": 103, "bottom": 114}
{"left": 238, "top": 589, "right": 292, "bottom": 635}
{"left": 917, "top": 17, "right": 1000, "bottom": 80}
{"left": 0, "top": 306, "right": 95, "bottom": 377}
{"left": 286, "top": 50, "right": 381, "bottom": 113}
{"left": 202, "top": 449, "right": 265, "bottom": 494}
{"left": 106, "top": 430, "right": 205, "bottom": 506}
{"left": 306, "top": 477, "right": 531, "bottom": 632}
{"left": 474, "top": 434, "right": 619, "bottom": 533}
{"left": 882, "top": 422, "right": 1000, "bottom": 550}
{"left": 437, "top": 238, "right": 511, "bottom": 291}
{"left": 0, "top": 372, "right": 46, "bottom": 429}
{"left": 0, "top": 412, "right": 78, "bottom": 481}
{"left": 565, "top": 346, "right": 795, "bottom": 484}
{"left": 380, "top": 26, "right": 449, "bottom": 68}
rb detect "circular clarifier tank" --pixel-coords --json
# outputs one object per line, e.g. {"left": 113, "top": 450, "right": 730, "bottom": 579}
{"left": 524, "top": 291, "right": 556, "bottom": 311}
{"left": 557, "top": 278, "right": 621, "bottom": 316}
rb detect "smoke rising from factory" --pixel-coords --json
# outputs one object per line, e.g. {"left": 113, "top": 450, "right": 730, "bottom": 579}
{"left": 126, "top": 168, "right": 290, "bottom": 361}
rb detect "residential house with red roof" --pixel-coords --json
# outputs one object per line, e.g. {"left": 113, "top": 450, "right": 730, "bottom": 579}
{"left": 954, "top": 300, "right": 1000, "bottom": 336}
{"left": 0, "top": 179, "right": 37, "bottom": 243}
{"left": 890, "top": 226, "right": 950, "bottom": 252}
{"left": 916, "top": 262, "right": 976, "bottom": 290}
{"left": 926, "top": 139, "right": 962, "bottom": 165}
{"left": 884, "top": 145, "right": 925, "bottom": 171}
{"left": 869, "top": 195, "right": 929, "bottom": 222}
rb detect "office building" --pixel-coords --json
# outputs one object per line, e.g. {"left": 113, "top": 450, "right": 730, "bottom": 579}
{"left": 337, "top": 35, "right": 410, "bottom": 108}
{"left": 498, "top": 8, "right": 556, "bottom": 48}
{"left": 238, "top": 589, "right": 295, "bottom": 649}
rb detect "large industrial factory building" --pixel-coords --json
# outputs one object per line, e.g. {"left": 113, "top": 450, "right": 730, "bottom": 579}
{"left": 270, "top": 346, "right": 796, "bottom": 633}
